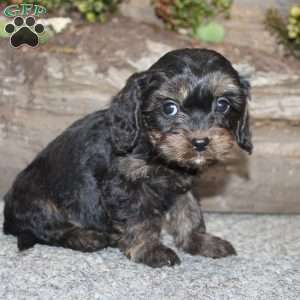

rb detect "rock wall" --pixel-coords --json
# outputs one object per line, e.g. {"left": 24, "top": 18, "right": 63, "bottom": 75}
{"left": 0, "top": 15, "right": 299, "bottom": 213}
{"left": 237, "top": 0, "right": 295, "bottom": 12}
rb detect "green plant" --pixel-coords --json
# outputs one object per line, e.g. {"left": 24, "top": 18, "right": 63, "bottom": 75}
{"left": 265, "top": 5, "right": 300, "bottom": 58}
{"left": 73, "top": 0, "right": 121, "bottom": 23}
{"left": 45, "top": 0, "right": 122, "bottom": 22}
{"left": 0, "top": 0, "right": 122, "bottom": 23}
{"left": 287, "top": 5, "right": 300, "bottom": 42}
{"left": 194, "top": 21, "right": 224, "bottom": 43}
{"left": 152, "top": 0, "right": 233, "bottom": 42}
{"left": 0, "top": 19, "right": 9, "bottom": 38}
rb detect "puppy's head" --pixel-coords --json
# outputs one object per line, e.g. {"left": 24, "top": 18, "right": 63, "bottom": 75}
{"left": 110, "top": 49, "right": 252, "bottom": 169}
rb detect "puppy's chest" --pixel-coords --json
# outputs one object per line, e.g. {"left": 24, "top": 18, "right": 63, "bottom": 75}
{"left": 118, "top": 156, "right": 194, "bottom": 193}
{"left": 103, "top": 161, "right": 194, "bottom": 220}
{"left": 138, "top": 164, "right": 194, "bottom": 208}
{"left": 149, "top": 169, "right": 193, "bottom": 194}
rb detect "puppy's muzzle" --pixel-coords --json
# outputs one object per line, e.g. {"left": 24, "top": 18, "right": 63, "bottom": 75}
{"left": 191, "top": 137, "right": 210, "bottom": 152}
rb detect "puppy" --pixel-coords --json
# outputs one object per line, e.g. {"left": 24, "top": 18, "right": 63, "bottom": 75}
{"left": 3, "top": 49, "right": 252, "bottom": 267}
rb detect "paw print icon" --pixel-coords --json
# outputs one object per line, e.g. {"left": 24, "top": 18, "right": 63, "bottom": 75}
{"left": 5, "top": 16, "right": 45, "bottom": 48}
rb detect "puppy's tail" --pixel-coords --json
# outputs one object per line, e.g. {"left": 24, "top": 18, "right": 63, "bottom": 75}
{"left": 3, "top": 190, "right": 14, "bottom": 235}
{"left": 3, "top": 192, "right": 40, "bottom": 250}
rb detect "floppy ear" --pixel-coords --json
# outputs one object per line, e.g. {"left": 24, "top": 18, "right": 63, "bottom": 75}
{"left": 236, "top": 77, "right": 253, "bottom": 154}
{"left": 109, "top": 72, "right": 148, "bottom": 154}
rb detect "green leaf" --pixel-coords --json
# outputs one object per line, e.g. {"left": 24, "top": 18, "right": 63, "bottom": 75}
{"left": 38, "top": 27, "right": 53, "bottom": 45}
{"left": 86, "top": 12, "right": 97, "bottom": 23}
{"left": 194, "top": 21, "right": 225, "bottom": 43}
{"left": 0, "top": 20, "right": 9, "bottom": 38}
{"left": 76, "top": 2, "right": 88, "bottom": 13}
{"left": 94, "top": 2, "right": 104, "bottom": 13}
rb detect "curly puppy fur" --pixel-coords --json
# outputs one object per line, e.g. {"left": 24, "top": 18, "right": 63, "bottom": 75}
{"left": 3, "top": 49, "right": 252, "bottom": 267}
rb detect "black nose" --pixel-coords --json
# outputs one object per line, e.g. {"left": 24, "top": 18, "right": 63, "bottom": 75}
{"left": 192, "top": 138, "right": 210, "bottom": 152}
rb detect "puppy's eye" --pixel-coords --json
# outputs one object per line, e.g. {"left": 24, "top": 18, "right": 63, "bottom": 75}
{"left": 215, "top": 97, "right": 230, "bottom": 114}
{"left": 163, "top": 100, "right": 178, "bottom": 117}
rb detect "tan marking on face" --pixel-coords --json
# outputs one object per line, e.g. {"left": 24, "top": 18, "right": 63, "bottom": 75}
{"left": 206, "top": 128, "right": 236, "bottom": 161}
{"left": 150, "top": 129, "right": 195, "bottom": 162}
{"left": 149, "top": 127, "right": 237, "bottom": 168}
{"left": 158, "top": 80, "right": 191, "bottom": 104}
{"left": 204, "top": 71, "right": 239, "bottom": 97}
{"left": 178, "top": 85, "right": 189, "bottom": 101}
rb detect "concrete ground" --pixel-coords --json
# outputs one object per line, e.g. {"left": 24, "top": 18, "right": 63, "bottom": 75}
{"left": 0, "top": 202, "right": 299, "bottom": 300}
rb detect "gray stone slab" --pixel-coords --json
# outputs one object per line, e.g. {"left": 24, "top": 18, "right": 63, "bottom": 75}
{"left": 199, "top": 125, "right": 300, "bottom": 213}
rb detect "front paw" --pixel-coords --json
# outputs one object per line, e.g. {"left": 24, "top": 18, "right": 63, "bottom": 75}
{"left": 183, "top": 233, "right": 237, "bottom": 258}
{"left": 132, "top": 244, "right": 181, "bottom": 268}
{"left": 119, "top": 157, "right": 150, "bottom": 182}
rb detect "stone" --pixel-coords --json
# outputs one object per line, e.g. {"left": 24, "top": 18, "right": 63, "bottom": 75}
{"left": 119, "top": 0, "right": 164, "bottom": 27}
{"left": 0, "top": 17, "right": 299, "bottom": 213}
{"left": 41, "top": 17, "right": 72, "bottom": 33}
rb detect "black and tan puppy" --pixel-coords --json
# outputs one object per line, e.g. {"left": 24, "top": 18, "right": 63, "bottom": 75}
{"left": 3, "top": 49, "right": 252, "bottom": 267}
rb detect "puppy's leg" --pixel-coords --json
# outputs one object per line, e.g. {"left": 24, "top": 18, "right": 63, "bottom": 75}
{"left": 5, "top": 198, "right": 109, "bottom": 252}
{"left": 58, "top": 227, "right": 109, "bottom": 252}
{"left": 118, "top": 156, "right": 151, "bottom": 182}
{"left": 119, "top": 218, "right": 181, "bottom": 268}
{"left": 17, "top": 226, "right": 109, "bottom": 252}
{"left": 165, "top": 192, "right": 236, "bottom": 258}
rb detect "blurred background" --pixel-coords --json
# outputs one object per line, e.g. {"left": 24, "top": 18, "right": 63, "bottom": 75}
{"left": 0, "top": 0, "right": 299, "bottom": 213}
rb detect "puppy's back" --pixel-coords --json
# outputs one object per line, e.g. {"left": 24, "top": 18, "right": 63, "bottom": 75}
{"left": 3, "top": 109, "right": 111, "bottom": 236}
